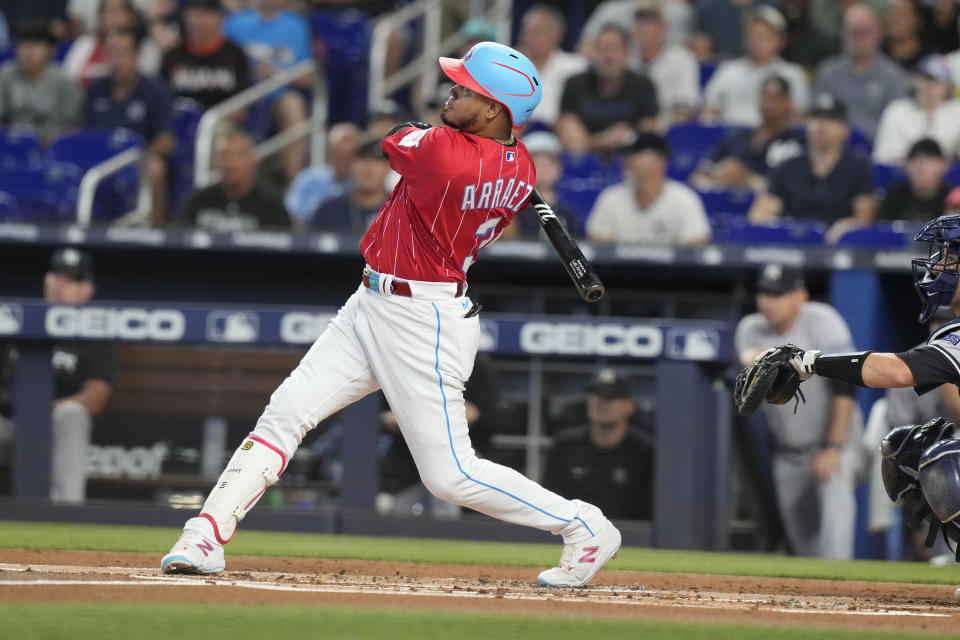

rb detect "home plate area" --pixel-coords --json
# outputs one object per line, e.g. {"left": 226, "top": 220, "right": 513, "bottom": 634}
{"left": 0, "top": 551, "right": 958, "bottom": 634}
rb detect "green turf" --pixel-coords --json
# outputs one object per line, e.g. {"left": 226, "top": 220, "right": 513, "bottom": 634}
{"left": 2, "top": 520, "right": 960, "bottom": 585}
{"left": 1, "top": 602, "right": 954, "bottom": 640}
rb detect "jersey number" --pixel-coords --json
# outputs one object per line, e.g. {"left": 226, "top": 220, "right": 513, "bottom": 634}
{"left": 462, "top": 217, "right": 502, "bottom": 272}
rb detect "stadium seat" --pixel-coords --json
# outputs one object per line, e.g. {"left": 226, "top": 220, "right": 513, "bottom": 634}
{"left": 0, "top": 191, "right": 20, "bottom": 220}
{"left": 555, "top": 152, "right": 622, "bottom": 225}
{"left": 170, "top": 98, "right": 203, "bottom": 213}
{"left": 50, "top": 129, "right": 144, "bottom": 220}
{"left": 695, "top": 188, "right": 754, "bottom": 216}
{"left": 847, "top": 126, "right": 871, "bottom": 156}
{"left": 719, "top": 217, "right": 826, "bottom": 245}
{"left": 698, "top": 62, "right": 717, "bottom": 90}
{"left": 835, "top": 222, "right": 914, "bottom": 248}
{"left": 0, "top": 126, "right": 42, "bottom": 168}
{"left": 666, "top": 123, "right": 727, "bottom": 182}
{"left": 50, "top": 128, "right": 144, "bottom": 170}
{"left": 0, "top": 163, "right": 82, "bottom": 220}
{"left": 312, "top": 8, "right": 373, "bottom": 125}
{"left": 945, "top": 164, "right": 960, "bottom": 187}
{"left": 872, "top": 163, "right": 904, "bottom": 193}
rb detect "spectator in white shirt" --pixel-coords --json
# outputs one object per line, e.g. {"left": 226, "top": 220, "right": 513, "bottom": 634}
{"left": 515, "top": 4, "right": 588, "bottom": 128}
{"left": 873, "top": 55, "right": 960, "bottom": 165}
{"left": 586, "top": 132, "right": 711, "bottom": 246}
{"left": 632, "top": 3, "right": 699, "bottom": 127}
{"left": 702, "top": 6, "right": 811, "bottom": 127}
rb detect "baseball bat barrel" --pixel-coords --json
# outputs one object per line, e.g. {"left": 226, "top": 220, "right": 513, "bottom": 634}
{"left": 529, "top": 188, "right": 605, "bottom": 303}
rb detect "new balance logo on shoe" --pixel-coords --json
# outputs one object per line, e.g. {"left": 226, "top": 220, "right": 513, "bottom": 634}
{"left": 579, "top": 546, "right": 599, "bottom": 563}
{"left": 196, "top": 540, "right": 215, "bottom": 557}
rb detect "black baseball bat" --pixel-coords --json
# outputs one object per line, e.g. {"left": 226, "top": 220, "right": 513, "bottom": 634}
{"left": 530, "top": 188, "right": 605, "bottom": 303}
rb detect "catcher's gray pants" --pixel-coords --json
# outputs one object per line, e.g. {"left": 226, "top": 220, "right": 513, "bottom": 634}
{"left": 0, "top": 402, "right": 91, "bottom": 502}
{"left": 772, "top": 442, "right": 860, "bottom": 559}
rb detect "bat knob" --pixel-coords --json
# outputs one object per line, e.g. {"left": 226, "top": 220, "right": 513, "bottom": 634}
{"left": 585, "top": 285, "right": 605, "bottom": 303}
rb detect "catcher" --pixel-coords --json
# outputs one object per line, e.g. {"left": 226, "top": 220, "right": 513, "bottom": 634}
{"left": 735, "top": 213, "right": 960, "bottom": 568}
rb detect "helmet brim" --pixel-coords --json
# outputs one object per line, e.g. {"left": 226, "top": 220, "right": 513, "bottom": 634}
{"left": 439, "top": 57, "right": 519, "bottom": 129}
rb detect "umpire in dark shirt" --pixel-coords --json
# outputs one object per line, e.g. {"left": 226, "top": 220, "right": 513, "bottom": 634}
{"left": 0, "top": 248, "right": 115, "bottom": 503}
{"left": 543, "top": 368, "right": 654, "bottom": 521}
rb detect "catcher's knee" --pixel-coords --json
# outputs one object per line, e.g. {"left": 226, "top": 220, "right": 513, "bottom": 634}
{"left": 919, "top": 439, "right": 960, "bottom": 524}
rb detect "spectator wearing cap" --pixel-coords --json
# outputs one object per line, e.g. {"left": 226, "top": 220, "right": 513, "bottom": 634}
{"left": 542, "top": 368, "right": 654, "bottom": 521}
{"left": 702, "top": 6, "right": 811, "bottom": 127}
{"left": 734, "top": 263, "right": 863, "bottom": 559}
{"left": 883, "top": 0, "right": 930, "bottom": 72}
{"left": 873, "top": 55, "right": 960, "bottom": 165}
{"left": 632, "top": 4, "right": 700, "bottom": 127}
{"left": 181, "top": 126, "right": 291, "bottom": 232}
{"left": 692, "top": 75, "right": 803, "bottom": 191}
{"left": 878, "top": 138, "right": 952, "bottom": 223}
{"left": 83, "top": 26, "right": 175, "bottom": 226}
{"left": 0, "top": 19, "right": 82, "bottom": 143}
{"left": 586, "top": 132, "right": 710, "bottom": 246}
{"left": 814, "top": 3, "right": 909, "bottom": 140}
{"left": 749, "top": 94, "right": 876, "bottom": 243}
{"left": 161, "top": 0, "right": 249, "bottom": 112}
{"left": 515, "top": 4, "right": 588, "bottom": 129}
{"left": 311, "top": 134, "right": 390, "bottom": 234}
{"left": 556, "top": 24, "right": 659, "bottom": 155}
{"left": 506, "top": 131, "right": 583, "bottom": 238}
{"left": 0, "top": 248, "right": 115, "bottom": 504}
{"left": 224, "top": 0, "right": 312, "bottom": 185}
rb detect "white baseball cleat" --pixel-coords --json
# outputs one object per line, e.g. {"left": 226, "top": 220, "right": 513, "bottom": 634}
{"left": 537, "top": 519, "right": 621, "bottom": 587}
{"left": 160, "top": 518, "right": 225, "bottom": 575}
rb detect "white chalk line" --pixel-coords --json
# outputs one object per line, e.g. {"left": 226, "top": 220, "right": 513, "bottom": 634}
{"left": 0, "top": 563, "right": 953, "bottom": 619}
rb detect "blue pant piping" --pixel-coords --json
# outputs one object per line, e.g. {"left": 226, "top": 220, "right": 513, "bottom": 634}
{"left": 430, "top": 303, "right": 593, "bottom": 537}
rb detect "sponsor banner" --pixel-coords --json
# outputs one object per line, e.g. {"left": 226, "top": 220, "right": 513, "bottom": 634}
{"left": 2, "top": 299, "right": 731, "bottom": 362}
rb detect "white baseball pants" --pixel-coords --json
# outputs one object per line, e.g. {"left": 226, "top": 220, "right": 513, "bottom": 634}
{"left": 207, "top": 280, "right": 603, "bottom": 544}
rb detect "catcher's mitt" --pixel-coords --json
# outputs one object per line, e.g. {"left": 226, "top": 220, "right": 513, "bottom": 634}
{"left": 734, "top": 344, "right": 807, "bottom": 416}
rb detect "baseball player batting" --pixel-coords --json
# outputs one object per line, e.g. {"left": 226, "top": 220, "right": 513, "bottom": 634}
{"left": 161, "top": 41, "right": 621, "bottom": 587}
{"left": 734, "top": 213, "right": 960, "bottom": 574}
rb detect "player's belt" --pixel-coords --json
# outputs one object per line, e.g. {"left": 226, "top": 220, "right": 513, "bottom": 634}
{"left": 362, "top": 268, "right": 465, "bottom": 298}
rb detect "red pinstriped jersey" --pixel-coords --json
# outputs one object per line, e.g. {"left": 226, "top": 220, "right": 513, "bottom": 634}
{"left": 361, "top": 125, "right": 536, "bottom": 283}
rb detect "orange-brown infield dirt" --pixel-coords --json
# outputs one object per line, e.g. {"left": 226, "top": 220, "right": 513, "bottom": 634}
{"left": 1, "top": 550, "right": 959, "bottom": 634}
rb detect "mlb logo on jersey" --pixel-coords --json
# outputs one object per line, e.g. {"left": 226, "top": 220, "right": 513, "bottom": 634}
{"left": 505, "top": 150, "right": 516, "bottom": 162}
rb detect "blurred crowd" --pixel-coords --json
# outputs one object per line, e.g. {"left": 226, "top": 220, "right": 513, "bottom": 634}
{"left": 3, "top": 0, "right": 960, "bottom": 244}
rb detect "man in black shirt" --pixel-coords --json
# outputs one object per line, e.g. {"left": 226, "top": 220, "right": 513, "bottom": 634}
{"left": 879, "top": 138, "right": 952, "bottom": 223}
{"left": 161, "top": 0, "right": 249, "bottom": 111}
{"left": 748, "top": 94, "right": 877, "bottom": 243}
{"left": 0, "top": 248, "right": 114, "bottom": 503}
{"left": 556, "top": 24, "right": 659, "bottom": 154}
{"left": 543, "top": 368, "right": 654, "bottom": 521}
{"left": 180, "top": 127, "right": 291, "bottom": 231}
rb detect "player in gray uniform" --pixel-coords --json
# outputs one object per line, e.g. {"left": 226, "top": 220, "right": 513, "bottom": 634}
{"left": 735, "top": 264, "right": 863, "bottom": 558}
{"left": 761, "top": 213, "right": 960, "bottom": 575}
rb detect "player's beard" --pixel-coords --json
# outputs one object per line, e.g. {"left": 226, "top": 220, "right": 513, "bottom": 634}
{"left": 441, "top": 108, "right": 479, "bottom": 131}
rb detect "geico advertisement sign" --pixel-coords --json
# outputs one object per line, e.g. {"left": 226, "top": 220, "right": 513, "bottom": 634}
{"left": 45, "top": 306, "right": 186, "bottom": 341}
{"left": 280, "top": 311, "right": 336, "bottom": 343}
{"left": 519, "top": 322, "right": 662, "bottom": 357}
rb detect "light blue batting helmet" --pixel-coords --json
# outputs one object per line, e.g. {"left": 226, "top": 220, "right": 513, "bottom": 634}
{"left": 439, "top": 42, "right": 542, "bottom": 129}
